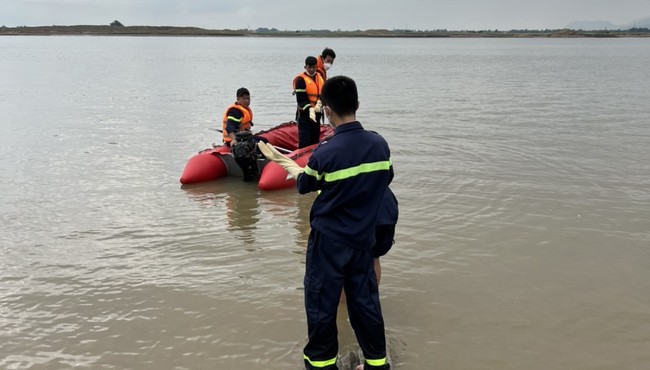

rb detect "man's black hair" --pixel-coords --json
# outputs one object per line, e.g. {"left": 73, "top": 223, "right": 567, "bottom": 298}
{"left": 321, "top": 48, "right": 336, "bottom": 60}
{"left": 305, "top": 56, "right": 317, "bottom": 66}
{"left": 320, "top": 75, "right": 358, "bottom": 116}
{"left": 236, "top": 87, "right": 250, "bottom": 97}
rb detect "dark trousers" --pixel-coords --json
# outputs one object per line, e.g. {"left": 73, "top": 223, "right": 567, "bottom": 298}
{"left": 303, "top": 230, "right": 389, "bottom": 370}
{"left": 297, "top": 112, "right": 322, "bottom": 149}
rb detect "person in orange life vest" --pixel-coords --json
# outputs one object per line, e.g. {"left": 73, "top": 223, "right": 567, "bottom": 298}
{"left": 293, "top": 56, "right": 324, "bottom": 148}
{"left": 222, "top": 87, "right": 260, "bottom": 182}
{"left": 316, "top": 47, "right": 336, "bottom": 81}
{"left": 222, "top": 87, "right": 254, "bottom": 147}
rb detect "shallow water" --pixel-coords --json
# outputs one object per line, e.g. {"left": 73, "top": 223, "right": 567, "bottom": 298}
{"left": 1, "top": 36, "right": 649, "bottom": 369}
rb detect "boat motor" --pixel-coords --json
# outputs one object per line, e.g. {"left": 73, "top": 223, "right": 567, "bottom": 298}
{"left": 231, "top": 131, "right": 258, "bottom": 182}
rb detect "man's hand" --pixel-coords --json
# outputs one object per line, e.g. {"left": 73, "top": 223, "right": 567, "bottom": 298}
{"left": 314, "top": 100, "right": 323, "bottom": 113}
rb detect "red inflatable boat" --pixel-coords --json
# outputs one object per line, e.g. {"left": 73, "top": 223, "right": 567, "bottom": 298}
{"left": 179, "top": 121, "right": 333, "bottom": 191}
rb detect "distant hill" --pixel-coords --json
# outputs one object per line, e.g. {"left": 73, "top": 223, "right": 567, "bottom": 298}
{"left": 566, "top": 20, "right": 620, "bottom": 30}
{"left": 567, "top": 16, "right": 650, "bottom": 30}
{"left": 620, "top": 17, "right": 650, "bottom": 29}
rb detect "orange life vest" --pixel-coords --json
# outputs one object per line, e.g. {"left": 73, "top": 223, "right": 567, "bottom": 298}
{"left": 316, "top": 55, "right": 327, "bottom": 80}
{"left": 222, "top": 103, "right": 253, "bottom": 143}
{"left": 293, "top": 72, "right": 324, "bottom": 107}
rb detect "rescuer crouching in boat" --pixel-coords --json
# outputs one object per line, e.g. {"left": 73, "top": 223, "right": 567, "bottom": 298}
{"left": 222, "top": 87, "right": 267, "bottom": 182}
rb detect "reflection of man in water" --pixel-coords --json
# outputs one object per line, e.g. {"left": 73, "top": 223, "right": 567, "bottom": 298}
{"left": 181, "top": 180, "right": 261, "bottom": 245}
{"left": 223, "top": 186, "right": 260, "bottom": 241}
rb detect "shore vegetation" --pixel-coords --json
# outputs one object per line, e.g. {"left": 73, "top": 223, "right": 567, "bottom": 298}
{"left": 2, "top": 23, "right": 650, "bottom": 38}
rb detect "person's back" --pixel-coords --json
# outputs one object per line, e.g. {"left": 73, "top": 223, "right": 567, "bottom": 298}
{"left": 298, "top": 125, "right": 392, "bottom": 247}
{"left": 255, "top": 76, "right": 392, "bottom": 370}
{"left": 297, "top": 76, "right": 392, "bottom": 370}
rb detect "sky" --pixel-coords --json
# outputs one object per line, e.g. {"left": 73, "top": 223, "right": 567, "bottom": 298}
{"left": 2, "top": 0, "right": 650, "bottom": 31}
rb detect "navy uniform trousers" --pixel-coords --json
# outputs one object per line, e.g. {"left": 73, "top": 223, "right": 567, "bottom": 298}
{"left": 303, "top": 229, "right": 389, "bottom": 370}
{"left": 297, "top": 110, "right": 323, "bottom": 149}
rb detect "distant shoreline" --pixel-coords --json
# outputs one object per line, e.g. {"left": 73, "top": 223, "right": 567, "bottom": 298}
{"left": 2, "top": 25, "right": 650, "bottom": 38}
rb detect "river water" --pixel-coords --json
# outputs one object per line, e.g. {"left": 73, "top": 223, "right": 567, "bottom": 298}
{"left": 1, "top": 36, "right": 649, "bottom": 370}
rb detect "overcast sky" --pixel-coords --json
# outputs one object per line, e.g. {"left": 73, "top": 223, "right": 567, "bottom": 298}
{"left": 2, "top": 0, "right": 650, "bottom": 30}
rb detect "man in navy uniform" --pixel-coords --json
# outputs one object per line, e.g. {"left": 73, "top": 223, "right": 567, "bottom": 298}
{"left": 258, "top": 75, "right": 392, "bottom": 370}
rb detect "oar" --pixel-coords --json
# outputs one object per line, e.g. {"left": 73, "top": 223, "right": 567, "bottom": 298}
{"left": 271, "top": 145, "right": 292, "bottom": 154}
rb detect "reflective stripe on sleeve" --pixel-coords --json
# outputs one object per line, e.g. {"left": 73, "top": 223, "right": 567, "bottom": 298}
{"left": 303, "top": 165, "right": 323, "bottom": 180}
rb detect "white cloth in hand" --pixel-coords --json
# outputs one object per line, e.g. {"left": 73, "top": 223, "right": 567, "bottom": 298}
{"left": 309, "top": 107, "right": 317, "bottom": 122}
{"left": 314, "top": 99, "right": 323, "bottom": 113}
{"left": 257, "top": 142, "right": 304, "bottom": 179}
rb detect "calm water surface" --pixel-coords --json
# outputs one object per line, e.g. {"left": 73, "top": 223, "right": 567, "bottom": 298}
{"left": 1, "top": 36, "right": 649, "bottom": 370}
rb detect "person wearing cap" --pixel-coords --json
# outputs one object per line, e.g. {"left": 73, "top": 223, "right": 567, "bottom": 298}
{"left": 316, "top": 47, "right": 336, "bottom": 81}
{"left": 293, "top": 56, "right": 324, "bottom": 148}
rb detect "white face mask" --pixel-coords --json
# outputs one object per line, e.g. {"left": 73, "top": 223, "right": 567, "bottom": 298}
{"left": 324, "top": 62, "right": 332, "bottom": 71}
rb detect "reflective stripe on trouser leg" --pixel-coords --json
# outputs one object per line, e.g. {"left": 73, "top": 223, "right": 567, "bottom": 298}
{"left": 344, "top": 243, "right": 388, "bottom": 365}
{"left": 303, "top": 354, "right": 337, "bottom": 369}
{"left": 303, "top": 230, "right": 346, "bottom": 368}
{"left": 364, "top": 357, "right": 390, "bottom": 369}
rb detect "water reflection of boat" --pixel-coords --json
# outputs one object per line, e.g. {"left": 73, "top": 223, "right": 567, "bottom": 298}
{"left": 181, "top": 179, "right": 315, "bottom": 248}
{"left": 179, "top": 121, "right": 333, "bottom": 191}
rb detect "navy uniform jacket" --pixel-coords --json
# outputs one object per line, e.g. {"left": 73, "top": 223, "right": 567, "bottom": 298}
{"left": 297, "top": 121, "right": 393, "bottom": 249}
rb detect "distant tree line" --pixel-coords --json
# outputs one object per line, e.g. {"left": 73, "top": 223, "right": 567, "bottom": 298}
{"left": 3, "top": 23, "right": 650, "bottom": 37}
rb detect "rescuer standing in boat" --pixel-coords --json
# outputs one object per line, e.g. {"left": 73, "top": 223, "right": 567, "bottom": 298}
{"left": 293, "top": 56, "right": 324, "bottom": 148}
{"left": 316, "top": 47, "right": 336, "bottom": 81}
